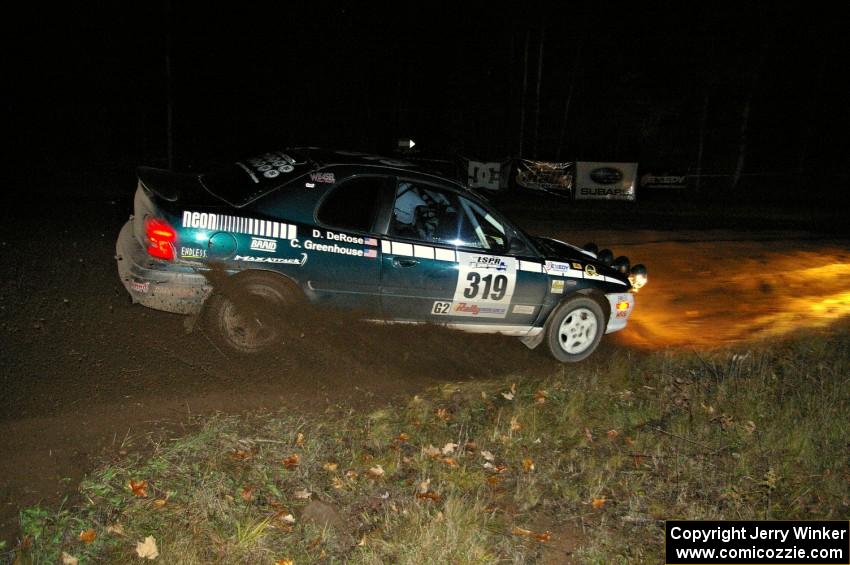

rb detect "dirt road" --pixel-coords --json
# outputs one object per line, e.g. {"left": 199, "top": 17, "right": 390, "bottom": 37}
{"left": 1, "top": 200, "right": 848, "bottom": 546}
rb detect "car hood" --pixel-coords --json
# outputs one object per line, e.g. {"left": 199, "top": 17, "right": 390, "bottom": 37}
{"left": 533, "top": 236, "right": 629, "bottom": 284}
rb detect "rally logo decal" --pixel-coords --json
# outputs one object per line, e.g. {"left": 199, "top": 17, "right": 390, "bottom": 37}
{"left": 450, "top": 252, "right": 518, "bottom": 319}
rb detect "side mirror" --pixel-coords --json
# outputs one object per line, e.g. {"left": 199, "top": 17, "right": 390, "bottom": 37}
{"left": 507, "top": 237, "right": 526, "bottom": 254}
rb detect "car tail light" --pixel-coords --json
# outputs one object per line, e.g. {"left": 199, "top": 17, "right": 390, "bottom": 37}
{"left": 145, "top": 217, "right": 176, "bottom": 261}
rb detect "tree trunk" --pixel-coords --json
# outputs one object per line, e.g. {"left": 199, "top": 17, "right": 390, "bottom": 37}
{"left": 518, "top": 30, "right": 530, "bottom": 157}
{"left": 731, "top": 36, "right": 769, "bottom": 190}
{"left": 532, "top": 27, "right": 545, "bottom": 159}
{"left": 694, "top": 93, "right": 709, "bottom": 194}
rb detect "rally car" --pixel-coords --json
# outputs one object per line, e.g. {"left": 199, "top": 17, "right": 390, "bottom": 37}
{"left": 115, "top": 148, "right": 647, "bottom": 362}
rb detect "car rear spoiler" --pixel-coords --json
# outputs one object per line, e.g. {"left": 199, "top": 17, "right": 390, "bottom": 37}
{"left": 136, "top": 166, "right": 204, "bottom": 203}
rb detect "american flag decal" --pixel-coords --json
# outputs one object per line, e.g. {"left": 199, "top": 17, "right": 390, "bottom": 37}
{"left": 364, "top": 237, "right": 378, "bottom": 246}
{"left": 363, "top": 248, "right": 378, "bottom": 258}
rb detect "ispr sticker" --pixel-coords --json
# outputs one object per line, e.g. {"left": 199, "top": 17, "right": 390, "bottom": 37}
{"left": 451, "top": 252, "right": 517, "bottom": 318}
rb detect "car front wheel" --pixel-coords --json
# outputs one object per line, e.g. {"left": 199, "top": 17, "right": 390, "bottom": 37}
{"left": 545, "top": 295, "right": 606, "bottom": 363}
{"left": 204, "top": 272, "right": 301, "bottom": 353}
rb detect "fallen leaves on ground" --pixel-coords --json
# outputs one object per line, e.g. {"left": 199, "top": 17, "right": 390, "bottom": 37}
{"left": 481, "top": 450, "right": 495, "bottom": 461}
{"left": 511, "top": 526, "right": 551, "bottom": 542}
{"left": 78, "top": 529, "right": 96, "bottom": 543}
{"left": 241, "top": 486, "right": 254, "bottom": 502}
{"left": 136, "top": 536, "right": 159, "bottom": 559}
{"left": 435, "top": 408, "right": 451, "bottom": 421}
{"left": 282, "top": 454, "right": 301, "bottom": 469}
{"left": 510, "top": 417, "right": 522, "bottom": 431}
{"left": 534, "top": 390, "right": 548, "bottom": 404}
{"left": 61, "top": 552, "right": 79, "bottom": 565}
{"left": 441, "top": 442, "right": 458, "bottom": 455}
{"left": 129, "top": 480, "right": 148, "bottom": 498}
{"left": 293, "top": 488, "right": 312, "bottom": 499}
{"left": 275, "top": 559, "right": 294, "bottom": 565}
{"left": 591, "top": 497, "right": 607, "bottom": 509}
{"left": 106, "top": 524, "right": 124, "bottom": 536}
{"left": 323, "top": 462, "right": 338, "bottom": 472}
{"left": 607, "top": 429, "right": 620, "bottom": 440}
{"left": 367, "top": 465, "right": 385, "bottom": 478}
{"left": 522, "top": 458, "right": 535, "bottom": 472}
{"left": 230, "top": 447, "right": 258, "bottom": 461}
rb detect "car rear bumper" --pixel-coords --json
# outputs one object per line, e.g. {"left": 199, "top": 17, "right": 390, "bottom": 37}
{"left": 115, "top": 220, "right": 211, "bottom": 315}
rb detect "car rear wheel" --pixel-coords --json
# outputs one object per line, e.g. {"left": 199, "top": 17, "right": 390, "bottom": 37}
{"left": 204, "top": 272, "right": 301, "bottom": 353}
{"left": 545, "top": 295, "right": 605, "bottom": 363}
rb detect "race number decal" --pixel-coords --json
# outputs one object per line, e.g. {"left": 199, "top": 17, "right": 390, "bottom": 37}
{"left": 451, "top": 252, "right": 518, "bottom": 318}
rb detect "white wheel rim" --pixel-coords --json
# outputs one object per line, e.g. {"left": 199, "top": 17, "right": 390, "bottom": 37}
{"left": 557, "top": 307, "right": 598, "bottom": 354}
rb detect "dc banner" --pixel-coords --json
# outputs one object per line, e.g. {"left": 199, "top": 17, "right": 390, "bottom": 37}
{"left": 665, "top": 520, "right": 849, "bottom": 564}
{"left": 514, "top": 160, "right": 574, "bottom": 195}
{"left": 459, "top": 157, "right": 511, "bottom": 191}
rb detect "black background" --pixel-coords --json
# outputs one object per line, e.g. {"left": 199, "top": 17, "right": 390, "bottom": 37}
{"left": 4, "top": 2, "right": 848, "bottom": 204}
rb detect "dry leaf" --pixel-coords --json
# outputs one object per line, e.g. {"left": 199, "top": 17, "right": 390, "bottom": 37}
{"left": 153, "top": 498, "right": 167, "bottom": 509}
{"left": 61, "top": 552, "right": 79, "bottom": 565}
{"left": 345, "top": 470, "right": 359, "bottom": 480}
{"left": 435, "top": 407, "right": 450, "bottom": 421}
{"left": 624, "top": 436, "right": 635, "bottom": 447}
{"left": 522, "top": 458, "right": 535, "bottom": 472}
{"left": 295, "top": 432, "right": 305, "bottom": 447}
{"left": 367, "top": 465, "right": 385, "bottom": 478}
{"left": 422, "top": 445, "right": 441, "bottom": 458}
{"left": 501, "top": 391, "right": 515, "bottom": 401}
{"left": 230, "top": 447, "right": 257, "bottom": 461}
{"left": 323, "top": 462, "right": 338, "bottom": 472}
{"left": 275, "top": 559, "right": 295, "bottom": 565}
{"left": 280, "top": 514, "right": 296, "bottom": 524}
{"left": 486, "top": 475, "right": 503, "bottom": 486}
{"left": 136, "top": 535, "right": 159, "bottom": 559}
{"left": 534, "top": 390, "right": 548, "bottom": 404}
{"left": 701, "top": 402, "right": 715, "bottom": 415}
{"left": 510, "top": 416, "right": 522, "bottom": 431}
{"left": 481, "top": 450, "right": 495, "bottom": 461}
{"left": 511, "top": 526, "right": 550, "bottom": 542}
{"left": 357, "top": 535, "right": 367, "bottom": 546}
{"left": 106, "top": 524, "right": 124, "bottom": 536}
{"left": 293, "top": 489, "right": 312, "bottom": 500}
{"left": 441, "top": 442, "right": 458, "bottom": 455}
{"left": 584, "top": 428, "right": 594, "bottom": 443}
{"left": 744, "top": 420, "right": 757, "bottom": 434}
{"left": 415, "top": 491, "right": 441, "bottom": 502}
{"left": 129, "top": 480, "right": 148, "bottom": 498}
{"left": 396, "top": 432, "right": 410, "bottom": 442}
{"left": 591, "top": 497, "right": 607, "bottom": 509}
{"left": 607, "top": 429, "right": 619, "bottom": 440}
{"left": 79, "top": 529, "right": 96, "bottom": 543}
{"left": 241, "top": 487, "right": 254, "bottom": 502}
{"left": 418, "top": 478, "right": 431, "bottom": 494}
{"left": 282, "top": 454, "right": 300, "bottom": 469}
{"left": 441, "top": 457, "right": 459, "bottom": 467}
{"left": 331, "top": 477, "right": 344, "bottom": 489}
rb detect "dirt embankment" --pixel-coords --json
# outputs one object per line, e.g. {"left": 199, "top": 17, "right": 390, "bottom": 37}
{"left": 2, "top": 199, "right": 849, "bottom": 547}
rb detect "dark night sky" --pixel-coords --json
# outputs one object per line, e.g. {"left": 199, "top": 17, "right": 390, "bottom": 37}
{"left": 4, "top": 2, "right": 848, "bottom": 202}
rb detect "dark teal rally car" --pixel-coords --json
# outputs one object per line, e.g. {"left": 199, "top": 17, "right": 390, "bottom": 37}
{"left": 116, "top": 148, "right": 647, "bottom": 362}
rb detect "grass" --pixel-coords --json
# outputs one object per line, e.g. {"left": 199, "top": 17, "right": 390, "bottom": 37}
{"left": 10, "top": 325, "right": 850, "bottom": 564}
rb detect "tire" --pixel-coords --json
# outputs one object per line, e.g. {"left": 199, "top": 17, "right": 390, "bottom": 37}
{"left": 203, "top": 271, "right": 301, "bottom": 353}
{"left": 545, "top": 295, "right": 606, "bottom": 363}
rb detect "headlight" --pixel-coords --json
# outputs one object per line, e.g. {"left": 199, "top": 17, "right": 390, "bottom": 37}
{"left": 629, "top": 264, "right": 648, "bottom": 291}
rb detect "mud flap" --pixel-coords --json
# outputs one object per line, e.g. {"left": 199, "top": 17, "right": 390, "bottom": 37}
{"left": 520, "top": 331, "right": 544, "bottom": 350}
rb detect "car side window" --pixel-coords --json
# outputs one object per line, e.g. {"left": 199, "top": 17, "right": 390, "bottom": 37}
{"left": 389, "top": 181, "right": 506, "bottom": 251}
{"left": 316, "top": 176, "right": 383, "bottom": 232}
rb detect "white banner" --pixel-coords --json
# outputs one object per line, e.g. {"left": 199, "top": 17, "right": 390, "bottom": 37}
{"left": 464, "top": 159, "right": 510, "bottom": 191}
{"left": 575, "top": 162, "right": 638, "bottom": 201}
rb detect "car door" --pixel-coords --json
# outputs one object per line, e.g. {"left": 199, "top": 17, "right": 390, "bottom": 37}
{"left": 379, "top": 179, "right": 548, "bottom": 327}
{"left": 301, "top": 174, "right": 394, "bottom": 314}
